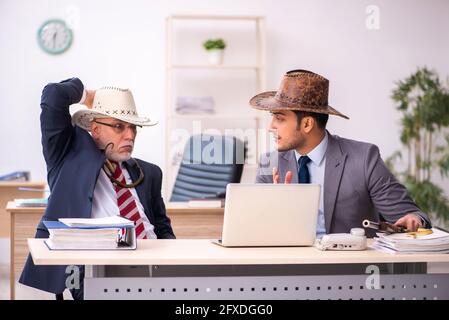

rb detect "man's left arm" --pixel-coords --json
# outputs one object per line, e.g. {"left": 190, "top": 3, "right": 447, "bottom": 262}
{"left": 364, "top": 144, "right": 431, "bottom": 231}
{"left": 151, "top": 166, "right": 176, "bottom": 239}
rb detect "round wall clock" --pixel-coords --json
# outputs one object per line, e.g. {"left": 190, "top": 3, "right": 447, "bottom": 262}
{"left": 37, "top": 19, "right": 73, "bottom": 54}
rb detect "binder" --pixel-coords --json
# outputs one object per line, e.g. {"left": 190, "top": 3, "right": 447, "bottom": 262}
{"left": 43, "top": 220, "right": 136, "bottom": 250}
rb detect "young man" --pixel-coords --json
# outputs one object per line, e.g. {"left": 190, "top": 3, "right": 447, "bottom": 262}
{"left": 250, "top": 69, "right": 430, "bottom": 238}
{"left": 19, "top": 78, "right": 175, "bottom": 300}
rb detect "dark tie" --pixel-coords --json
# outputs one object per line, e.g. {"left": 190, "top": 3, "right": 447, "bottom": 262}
{"left": 297, "top": 156, "right": 311, "bottom": 183}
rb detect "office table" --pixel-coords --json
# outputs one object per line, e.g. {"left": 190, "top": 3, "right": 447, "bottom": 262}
{"left": 28, "top": 238, "right": 449, "bottom": 300}
{"left": 6, "top": 202, "right": 223, "bottom": 299}
{"left": 0, "top": 181, "right": 46, "bottom": 238}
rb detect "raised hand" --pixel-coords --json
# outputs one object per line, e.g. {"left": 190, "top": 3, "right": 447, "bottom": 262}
{"left": 272, "top": 167, "right": 293, "bottom": 184}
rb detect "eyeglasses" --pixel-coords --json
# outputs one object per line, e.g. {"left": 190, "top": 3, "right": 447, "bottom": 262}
{"left": 93, "top": 120, "right": 141, "bottom": 134}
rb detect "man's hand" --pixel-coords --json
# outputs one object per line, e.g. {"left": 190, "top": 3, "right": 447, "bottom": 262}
{"left": 394, "top": 213, "right": 423, "bottom": 232}
{"left": 84, "top": 90, "right": 96, "bottom": 109}
{"left": 273, "top": 167, "right": 292, "bottom": 184}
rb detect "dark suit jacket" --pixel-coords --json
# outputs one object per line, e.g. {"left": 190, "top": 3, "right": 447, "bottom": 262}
{"left": 19, "top": 78, "right": 175, "bottom": 294}
{"left": 256, "top": 132, "right": 431, "bottom": 237}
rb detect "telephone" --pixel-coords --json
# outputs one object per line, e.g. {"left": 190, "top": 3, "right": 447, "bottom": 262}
{"left": 314, "top": 228, "right": 367, "bottom": 251}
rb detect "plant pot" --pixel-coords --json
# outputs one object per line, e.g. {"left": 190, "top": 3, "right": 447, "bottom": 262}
{"left": 207, "top": 49, "right": 224, "bottom": 65}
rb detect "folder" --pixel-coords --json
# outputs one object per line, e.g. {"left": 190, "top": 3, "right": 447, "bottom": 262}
{"left": 43, "top": 218, "right": 136, "bottom": 250}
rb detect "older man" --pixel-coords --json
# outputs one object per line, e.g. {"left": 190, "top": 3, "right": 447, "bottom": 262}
{"left": 250, "top": 69, "right": 431, "bottom": 238}
{"left": 20, "top": 78, "right": 175, "bottom": 300}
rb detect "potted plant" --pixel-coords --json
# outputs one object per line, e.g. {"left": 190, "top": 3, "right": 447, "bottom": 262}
{"left": 387, "top": 67, "right": 449, "bottom": 227}
{"left": 203, "top": 38, "right": 226, "bottom": 65}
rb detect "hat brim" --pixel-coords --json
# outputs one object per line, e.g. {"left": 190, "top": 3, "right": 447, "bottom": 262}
{"left": 249, "top": 91, "right": 349, "bottom": 120}
{"left": 72, "top": 108, "right": 158, "bottom": 131}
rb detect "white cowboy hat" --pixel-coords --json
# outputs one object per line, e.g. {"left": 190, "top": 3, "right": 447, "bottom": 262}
{"left": 72, "top": 86, "right": 158, "bottom": 131}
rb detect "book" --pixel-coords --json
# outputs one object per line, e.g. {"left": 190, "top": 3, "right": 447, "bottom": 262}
{"left": 43, "top": 217, "right": 136, "bottom": 250}
{"left": 188, "top": 198, "right": 225, "bottom": 208}
{"left": 371, "top": 227, "right": 449, "bottom": 254}
{"left": 14, "top": 198, "right": 48, "bottom": 207}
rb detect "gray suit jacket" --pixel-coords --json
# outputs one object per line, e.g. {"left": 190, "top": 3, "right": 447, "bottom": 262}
{"left": 256, "top": 132, "right": 431, "bottom": 236}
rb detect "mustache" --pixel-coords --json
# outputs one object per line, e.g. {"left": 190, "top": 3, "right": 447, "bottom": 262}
{"left": 100, "top": 141, "right": 134, "bottom": 154}
{"left": 119, "top": 141, "right": 134, "bottom": 149}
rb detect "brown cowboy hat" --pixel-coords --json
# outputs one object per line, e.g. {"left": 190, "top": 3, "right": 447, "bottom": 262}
{"left": 249, "top": 69, "right": 349, "bottom": 119}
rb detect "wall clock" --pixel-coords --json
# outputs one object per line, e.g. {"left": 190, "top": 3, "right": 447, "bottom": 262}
{"left": 37, "top": 19, "right": 73, "bottom": 54}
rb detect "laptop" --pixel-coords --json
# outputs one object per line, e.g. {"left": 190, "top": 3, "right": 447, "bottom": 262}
{"left": 213, "top": 183, "right": 321, "bottom": 247}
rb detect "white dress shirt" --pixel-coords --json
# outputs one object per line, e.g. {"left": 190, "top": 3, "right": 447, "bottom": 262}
{"left": 294, "top": 132, "right": 328, "bottom": 238}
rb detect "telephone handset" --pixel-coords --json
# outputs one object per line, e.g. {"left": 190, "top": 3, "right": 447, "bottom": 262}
{"left": 314, "top": 228, "right": 367, "bottom": 251}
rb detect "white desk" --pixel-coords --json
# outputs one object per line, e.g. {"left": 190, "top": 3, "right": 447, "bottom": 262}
{"left": 28, "top": 239, "right": 449, "bottom": 300}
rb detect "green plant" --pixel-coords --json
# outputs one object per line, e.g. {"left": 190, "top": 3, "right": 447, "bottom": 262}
{"left": 388, "top": 67, "right": 449, "bottom": 224}
{"left": 203, "top": 38, "right": 226, "bottom": 50}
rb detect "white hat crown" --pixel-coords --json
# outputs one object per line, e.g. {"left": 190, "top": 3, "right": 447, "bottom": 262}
{"left": 72, "top": 86, "right": 158, "bottom": 131}
{"left": 92, "top": 87, "right": 138, "bottom": 117}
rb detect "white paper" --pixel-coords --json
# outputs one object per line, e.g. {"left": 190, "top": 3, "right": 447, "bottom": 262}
{"left": 59, "top": 216, "right": 133, "bottom": 227}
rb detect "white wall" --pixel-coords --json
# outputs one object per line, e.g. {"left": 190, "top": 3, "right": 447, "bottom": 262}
{"left": 1, "top": 0, "right": 449, "bottom": 197}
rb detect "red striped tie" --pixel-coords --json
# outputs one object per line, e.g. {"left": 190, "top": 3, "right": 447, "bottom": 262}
{"left": 110, "top": 161, "right": 147, "bottom": 239}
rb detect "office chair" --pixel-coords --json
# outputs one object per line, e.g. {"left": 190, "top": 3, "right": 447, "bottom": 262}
{"left": 169, "top": 134, "right": 246, "bottom": 202}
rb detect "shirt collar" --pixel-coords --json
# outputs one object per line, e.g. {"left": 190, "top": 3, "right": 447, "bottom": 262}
{"left": 294, "top": 131, "right": 328, "bottom": 166}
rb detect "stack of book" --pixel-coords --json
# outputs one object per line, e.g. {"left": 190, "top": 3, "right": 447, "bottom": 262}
{"left": 176, "top": 96, "right": 215, "bottom": 114}
{"left": 14, "top": 198, "right": 48, "bottom": 207}
{"left": 371, "top": 228, "right": 449, "bottom": 254}
{"left": 43, "top": 216, "right": 136, "bottom": 250}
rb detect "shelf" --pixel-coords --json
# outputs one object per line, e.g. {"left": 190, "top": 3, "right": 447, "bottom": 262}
{"left": 169, "top": 15, "right": 264, "bottom": 21}
{"left": 165, "top": 15, "right": 266, "bottom": 198}
{"left": 168, "top": 114, "right": 259, "bottom": 120}
{"left": 168, "top": 64, "right": 263, "bottom": 70}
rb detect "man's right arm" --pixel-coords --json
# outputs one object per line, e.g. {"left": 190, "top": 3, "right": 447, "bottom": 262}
{"left": 40, "top": 77, "right": 85, "bottom": 171}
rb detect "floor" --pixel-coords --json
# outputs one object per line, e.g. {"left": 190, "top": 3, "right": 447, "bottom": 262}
{"left": 0, "top": 264, "right": 72, "bottom": 300}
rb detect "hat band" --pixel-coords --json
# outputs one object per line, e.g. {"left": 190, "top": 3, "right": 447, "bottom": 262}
{"left": 274, "top": 92, "right": 328, "bottom": 107}
{"left": 93, "top": 108, "right": 138, "bottom": 116}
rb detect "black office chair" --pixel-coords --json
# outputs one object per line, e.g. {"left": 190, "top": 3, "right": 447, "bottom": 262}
{"left": 169, "top": 134, "right": 246, "bottom": 202}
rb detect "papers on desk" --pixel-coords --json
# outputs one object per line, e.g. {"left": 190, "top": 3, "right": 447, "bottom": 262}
{"left": 14, "top": 198, "right": 48, "bottom": 207}
{"left": 59, "top": 216, "right": 134, "bottom": 228}
{"left": 43, "top": 217, "right": 136, "bottom": 250}
{"left": 371, "top": 228, "right": 449, "bottom": 254}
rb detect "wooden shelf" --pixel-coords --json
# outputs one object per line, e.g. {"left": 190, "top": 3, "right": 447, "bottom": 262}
{"left": 168, "top": 64, "right": 263, "bottom": 70}
{"left": 165, "top": 15, "right": 266, "bottom": 198}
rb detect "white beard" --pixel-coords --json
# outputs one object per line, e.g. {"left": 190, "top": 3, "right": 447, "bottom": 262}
{"left": 105, "top": 149, "right": 132, "bottom": 162}
{"left": 102, "top": 141, "right": 133, "bottom": 162}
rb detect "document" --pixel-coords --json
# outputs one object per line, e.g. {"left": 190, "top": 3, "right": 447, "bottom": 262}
{"left": 59, "top": 216, "right": 133, "bottom": 228}
{"left": 371, "top": 228, "right": 449, "bottom": 254}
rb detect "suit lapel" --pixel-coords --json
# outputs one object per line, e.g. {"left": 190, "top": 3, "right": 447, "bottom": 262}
{"left": 323, "top": 133, "right": 347, "bottom": 233}
{"left": 280, "top": 150, "right": 298, "bottom": 183}
{"left": 123, "top": 159, "right": 144, "bottom": 199}
{"left": 123, "top": 159, "right": 153, "bottom": 221}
